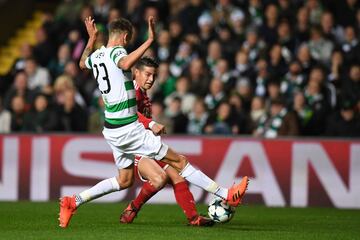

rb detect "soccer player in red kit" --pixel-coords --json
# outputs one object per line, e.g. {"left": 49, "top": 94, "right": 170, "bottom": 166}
{"left": 120, "top": 57, "right": 214, "bottom": 226}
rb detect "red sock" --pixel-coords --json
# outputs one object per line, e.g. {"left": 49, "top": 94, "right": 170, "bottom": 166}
{"left": 173, "top": 181, "right": 198, "bottom": 221}
{"left": 132, "top": 182, "right": 158, "bottom": 210}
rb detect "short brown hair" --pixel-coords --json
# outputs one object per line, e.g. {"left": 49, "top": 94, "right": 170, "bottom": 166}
{"left": 109, "top": 18, "right": 133, "bottom": 36}
{"left": 134, "top": 56, "right": 159, "bottom": 70}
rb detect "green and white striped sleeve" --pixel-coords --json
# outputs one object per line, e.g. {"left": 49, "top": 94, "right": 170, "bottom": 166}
{"left": 109, "top": 46, "right": 127, "bottom": 65}
{"left": 85, "top": 54, "right": 93, "bottom": 69}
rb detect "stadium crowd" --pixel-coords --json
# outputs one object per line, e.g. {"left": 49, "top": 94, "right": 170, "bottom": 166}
{"left": 0, "top": 0, "right": 359, "bottom": 137}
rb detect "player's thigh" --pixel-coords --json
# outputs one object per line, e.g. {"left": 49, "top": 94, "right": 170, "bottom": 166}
{"left": 117, "top": 164, "right": 134, "bottom": 189}
{"left": 162, "top": 148, "right": 188, "bottom": 171}
{"left": 165, "top": 165, "right": 185, "bottom": 185}
{"left": 138, "top": 157, "right": 168, "bottom": 187}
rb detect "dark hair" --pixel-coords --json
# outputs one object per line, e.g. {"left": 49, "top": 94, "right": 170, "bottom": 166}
{"left": 134, "top": 56, "right": 159, "bottom": 70}
{"left": 109, "top": 18, "right": 133, "bottom": 36}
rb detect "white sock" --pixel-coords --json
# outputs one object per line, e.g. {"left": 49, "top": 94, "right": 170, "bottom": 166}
{"left": 179, "top": 163, "right": 228, "bottom": 199}
{"left": 75, "top": 177, "right": 120, "bottom": 207}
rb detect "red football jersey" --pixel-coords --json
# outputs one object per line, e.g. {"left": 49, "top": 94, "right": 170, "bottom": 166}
{"left": 134, "top": 81, "right": 152, "bottom": 128}
{"left": 134, "top": 81, "right": 152, "bottom": 118}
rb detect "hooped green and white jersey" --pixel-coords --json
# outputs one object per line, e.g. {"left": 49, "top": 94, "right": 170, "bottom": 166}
{"left": 85, "top": 46, "right": 137, "bottom": 125}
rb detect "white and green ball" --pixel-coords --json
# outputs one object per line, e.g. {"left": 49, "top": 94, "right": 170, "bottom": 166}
{"left": 208, "top": 197, "right": 235, "bottom": 223}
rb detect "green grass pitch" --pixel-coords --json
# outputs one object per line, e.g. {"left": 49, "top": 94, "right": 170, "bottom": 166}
{"left": 0, "top": 202, "right": 359, "bottom": 240}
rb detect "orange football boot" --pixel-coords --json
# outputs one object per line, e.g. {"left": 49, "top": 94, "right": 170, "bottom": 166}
{"left": 226, "top": 176, "right": 249, "bottom": 207}
{"left": 59, "top": 196, "right": 77, "bottom": 228}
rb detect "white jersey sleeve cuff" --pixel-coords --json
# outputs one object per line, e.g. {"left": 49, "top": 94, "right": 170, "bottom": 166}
{"left": 149, "top": 121, "right": 156, "bottom": 129}
{"left": 85, "top": 56, "right": 92, "bottom": 69}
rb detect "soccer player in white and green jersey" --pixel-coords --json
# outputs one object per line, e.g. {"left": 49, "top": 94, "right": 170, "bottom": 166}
{"left": 59, "top": 16, "right": 249, "bottom": 228}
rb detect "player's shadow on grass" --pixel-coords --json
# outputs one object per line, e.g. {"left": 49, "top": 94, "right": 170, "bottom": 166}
{"left": 216, "top": 222, "right": 278, "bottom": 232}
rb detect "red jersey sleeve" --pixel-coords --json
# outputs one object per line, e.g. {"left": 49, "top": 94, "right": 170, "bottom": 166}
{"left": 137, "top": 111, "right": 152, "bottom": 129}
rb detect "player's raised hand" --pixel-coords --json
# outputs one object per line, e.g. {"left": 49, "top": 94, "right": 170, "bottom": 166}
{"left": 84, "top": 16, "right": 98, "bottom": 39}
{"left": 147, "top": 16, "right": 156, "bottom": 41}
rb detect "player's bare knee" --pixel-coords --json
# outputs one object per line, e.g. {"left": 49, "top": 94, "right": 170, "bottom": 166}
{"left": 151, "top": 172, "right": 167, "bottom": 189}
{"left": 117, "top": 176, "right": 134, "bottom": 189}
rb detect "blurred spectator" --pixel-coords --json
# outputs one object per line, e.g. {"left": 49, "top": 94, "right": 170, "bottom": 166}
{"left": 232, "top": 50, "right": 256, "bottom": 83}
{"left": 213, "top": 58, "right": 235, "bottom": 92}
{"left": 156, "top": 62, "right": 176, "bottom": 98}
{"left": 242, "top": 29, "right": 266, "bottom": 64}
{"left": 328, "top": 50, "right": 345, "bottom": 88}
{"left": 303, "top": 77, "right": 329, "bottom": 135}
{"left": 56, "top": 89, "right": 87, "bottom": 132}
{"left": 169, "top": 18, "right": 184, "bottom": 49}
{"left": 206, "top": 40, "right": 222, "bottom": 73}
{"left": 343, "top": 64, "right": 360, "bottom": 106}
{"left": 165, "top": 76, "right": 196, "bottom": 114}
{"left": 247, "top": 0, "right": 263, "bottom": 26}
{"left": 204, "top": 77, "right": 225, "bottom": 110}
{"left": 280, "top": 61, "right": 305, "bottom": 104}
{"left": 204, "top": 101, "right": 238, "bottom": 135}
{"left": 187, "top": 97, "right": 208, "bottom": 134}
{"left": 12, "top": 43, "right": 33, "bottom": 73}
{"left": 293, "top": 91, "right": 314, "bottom": 135}
{"left": 216, "top": 23, "right": 238, "bottom": 62}
{"left": 169, "top": 41, "right": 192, "bottom": 77}
{"left": 267, "top": 44, "right": 288, "bottom": 79}
{"left": 249, "top": 96, "right": 266, "bottom": 131}
{"left": 186, "top": 57, "right": 210, "bottom": 97}
{"left": 325, "top": 99, "right": 360, "bottom": 137}
{"left": 63, "top": 61, "right": 92, "bottom": 105}
{"left": 305, "top": 0, "right": 323, "bottom": 25}
{"left": 296, "top": 43, "right": 316, "bottom": 76}
{"left": 341, "top": 26, "right": 360, "bottom": 65}
{"left": 53, "top": 74, "right": 86, "bottom": 108}
{"left": 254, "top": 97, "right": 299, "bottom": 138}
{"left": 48, "top": 43, "right": 71, "bottom": 79}
{"left": 259, "top": 4, "right": 279, "bottom": 47}
{"left": 229, "top": 93, "right": 250, "bottom": 134}
{"left": 254, "top": 58, "right": 268, "bottom": 97}
{"left": 308, "top": 66, "right": 337, "bottom": 108}
{"left": 33, "top": 27, "right": 55, "bottom": 67}
{"left": 123, "top": 0, "right": 142, "bottom": 25}
{"left": 278, "top": 0, "right": 296, "bottom": 23}
{"left": 151, "top": 100, "right": 173, "bottom": 134}
{"left": 24, "top": 58, "right": 51, "bottom": 91}
{"left": 65, "top": 29, "right": 85, "bottom": 61}
{"left": 178, "top": 0, "right": 207, "bottom": 34}
{"left": 335, "top": 0, "right": 359, "bottom": 27}
{"left": 3, "top": 71, "right": 34, "bottom": 111}
{"left": 93, "top": 0, "right": 111, "bottom": 25}
{"left": 235, "top": 77, "right": 253, "bottom": 113}
{"left": 211, "top": 0, "right": 238, "bottom": 24}
{"left": 155, "top": 30, "right": 173, "bottom": 62}
{"left": 308, "top": 26, "right": 334, "bottom": 65}
{"left": 294, "top": 7, "right": 310, "bottom": 47}
{"left": 0, "top": 97, "right": 11, "bottom": 133}
{"left": 320, "top": 11, "right": 344, "bottom": 44}
{"left": 10, "top": 95, "right": 26, "bottom": 132}
{"left": 265, "top": 80, "right": 283, "bottom": 111}
{"left": 229, "top": 9, "right": 246, "bottom": 42}
{"left": 23, "top": 93, "right": 57, "bottom": 132}
{"left": 197, "top": 12, "right": 216, "bottom": 56}
{"left": 277, "top": 20, "right": 296, "bottom": 54}
{"left": 165, "top": 96, "right": 188, "bottom": 133}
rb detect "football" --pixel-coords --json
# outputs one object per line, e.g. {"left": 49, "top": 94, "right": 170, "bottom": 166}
{"left": 208, "top": 197, "right": 235, "bottom": 223}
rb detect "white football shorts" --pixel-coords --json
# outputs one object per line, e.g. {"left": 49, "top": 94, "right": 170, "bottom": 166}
{"left": 102, "top": 120, "right": 169, "bottom": 169}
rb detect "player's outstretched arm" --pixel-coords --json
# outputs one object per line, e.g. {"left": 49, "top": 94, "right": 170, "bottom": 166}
{"left": 117, "top": 16, "right": 156, "bottom": 71}
{"left": 79, "top": 16, "right": 98, "bottom": 70}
